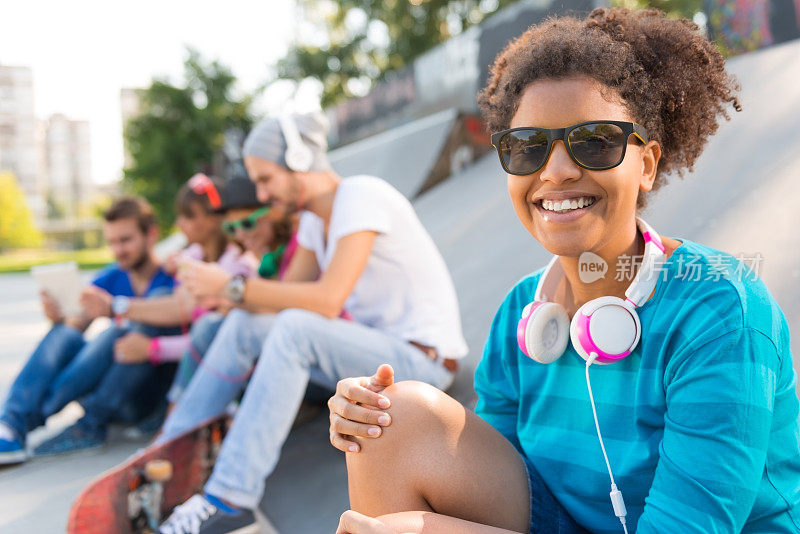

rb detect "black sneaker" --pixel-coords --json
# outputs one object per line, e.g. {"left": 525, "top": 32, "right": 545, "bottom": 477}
{"left": 159, "top": 494, "right": 259, "bottom": 534}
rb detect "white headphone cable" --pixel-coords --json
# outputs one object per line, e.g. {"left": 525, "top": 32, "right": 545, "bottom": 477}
{"left": 586, "top": 353, "right": 629, "bottom": 534}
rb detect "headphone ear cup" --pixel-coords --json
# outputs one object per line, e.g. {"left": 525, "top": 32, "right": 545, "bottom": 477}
{"left": 520, "top": 302, "right": 569, "bottom": 364}
{"left": 279, "top": 115, "right": 314, "bottom": 172}
{"left": 569, "top": 313, "right": 591, "bottom": 363}
{"left": 285, "top": 145, "right": 313, "bottom": 172}
{"left": 570, "top": 296, "right": 642, "bottom": 365}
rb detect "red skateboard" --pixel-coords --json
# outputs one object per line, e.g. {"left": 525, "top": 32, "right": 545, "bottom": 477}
{"left": 67, "top": 414, "right": 231, "bottom": 534}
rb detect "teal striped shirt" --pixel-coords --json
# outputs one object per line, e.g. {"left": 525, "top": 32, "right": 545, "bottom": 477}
{"left": 475, "top": 239, "right": 800, "bottom": 532}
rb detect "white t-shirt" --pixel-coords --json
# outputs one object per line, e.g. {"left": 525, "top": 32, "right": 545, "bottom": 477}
{"left": 297, "top": 176, "right": 468, "bottom": 360}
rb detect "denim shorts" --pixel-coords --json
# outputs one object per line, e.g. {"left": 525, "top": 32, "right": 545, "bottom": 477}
{"left": 522, "top": 456, "right": 591, "bottom": 534}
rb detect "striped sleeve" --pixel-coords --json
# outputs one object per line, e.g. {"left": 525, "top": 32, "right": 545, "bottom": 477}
{"left": 474, "top": 290, "right": 523, "bottom": 452}
{"left": 637, "top": 327, "right": 779, "bottom": 532}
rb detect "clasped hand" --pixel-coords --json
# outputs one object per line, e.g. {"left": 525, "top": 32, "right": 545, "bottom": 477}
{"left": 177, "top": 259, "right": 231, "bottom": 299}
{"left": 329, "top": 364, "right": 403, "bottom": 534}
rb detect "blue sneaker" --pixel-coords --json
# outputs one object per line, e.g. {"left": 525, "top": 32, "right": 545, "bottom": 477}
{"left": 136, "top": 401, "right": 168, "bottom": 435}
{"left": 33, "top": 423, "right": 105, "bottom": 456}
{"left": 0, "top": 435, "right": 27, "bottom": 465}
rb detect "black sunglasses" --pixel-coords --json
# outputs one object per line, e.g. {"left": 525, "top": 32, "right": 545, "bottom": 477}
{"left": 491, "top": 121, "right": 649, "bottom": 176}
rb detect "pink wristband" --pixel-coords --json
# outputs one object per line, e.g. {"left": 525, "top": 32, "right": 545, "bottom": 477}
{"left": 148, "top": 337, "right": 162, "bottom": 365}
{"left": 192, "top": 306, "right": 208, "bottom": 322}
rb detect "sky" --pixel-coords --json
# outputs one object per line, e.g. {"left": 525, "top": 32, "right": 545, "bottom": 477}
{"left": 1, "top": 0, "right": 316, "bottom": 185}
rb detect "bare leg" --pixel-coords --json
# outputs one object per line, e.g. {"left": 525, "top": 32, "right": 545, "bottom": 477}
{"left": 347, "top": 381, "right": 530, "bottom": 533}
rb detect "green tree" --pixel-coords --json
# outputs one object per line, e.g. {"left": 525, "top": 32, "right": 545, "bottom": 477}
{"left": 123, "top": 49, "right": 254, "bottom": 232}
{"left": 0, "top": 172, "right": 43, "bottom": 251}
{"left": 276, "top": 0, "right": 519, "bottom": 108}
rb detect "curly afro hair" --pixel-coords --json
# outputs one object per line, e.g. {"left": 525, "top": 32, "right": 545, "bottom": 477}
{"left": 477, "top": 8, "right": 741, "bottom": 207}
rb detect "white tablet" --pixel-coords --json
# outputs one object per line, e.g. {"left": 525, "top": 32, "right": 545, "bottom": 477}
{"left": 31, "top": 261, "right": 83, "bottom": 317}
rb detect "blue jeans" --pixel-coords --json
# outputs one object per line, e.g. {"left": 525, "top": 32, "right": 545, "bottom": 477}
{"left": 1, "top": 320, "right": 175, "bottom": 440}
{"left": 78, "top": 331, "right": 178, "bottom": 432}
{"left": 166, "top": 312, "right": 225, "bottom": 404}
{"left": 523, "top": 456, "right": 590, "bottom": 534}
{"left": 158, "top": 308, "right": 455, "bottom": 509}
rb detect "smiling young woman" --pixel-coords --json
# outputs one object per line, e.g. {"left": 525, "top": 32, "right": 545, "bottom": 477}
{"left": 327, "top": 8, "right": 800, "bottom": 534}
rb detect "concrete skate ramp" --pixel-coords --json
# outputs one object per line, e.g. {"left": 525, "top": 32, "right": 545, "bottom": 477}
{"left": 328, "top": 108, "right": 459, "bottom": 199}
{"left": 1, "top": 39, "right": 798, "bottom": 534}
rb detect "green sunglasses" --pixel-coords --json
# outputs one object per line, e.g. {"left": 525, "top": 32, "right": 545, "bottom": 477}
{"left": 222, "top": 206, "right": 271, "bottom": 236}
{"left": 491, "top": 120, "right": 649, "bottom": 175}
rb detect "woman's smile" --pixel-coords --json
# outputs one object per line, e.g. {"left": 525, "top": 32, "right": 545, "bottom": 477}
{"left": 531, "top": 191, "right": 601, "bottom": 223}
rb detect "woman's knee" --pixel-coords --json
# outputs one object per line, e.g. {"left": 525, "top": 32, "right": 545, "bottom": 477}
{"left": 357, "top": 380, "right": 459, "bottom": 455}
{"left": 383, "top": 380, "right": 454, "bottom": 419}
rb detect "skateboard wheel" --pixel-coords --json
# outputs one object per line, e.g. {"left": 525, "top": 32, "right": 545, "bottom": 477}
{"left": 144, "top": 460, "right": 173, "bottom": 482}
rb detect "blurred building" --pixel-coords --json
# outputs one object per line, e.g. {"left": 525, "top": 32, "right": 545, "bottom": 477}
{"left": 43, "top": 114, "right": 92, "bottom": 221}
{"left": 0, "top": 65, "right": 44, "bottom": 219}
{"left": 120, "top": 87, "right": 143, "bottom": 169}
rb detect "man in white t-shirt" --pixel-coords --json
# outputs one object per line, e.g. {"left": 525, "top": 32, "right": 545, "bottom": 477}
{"left": 157, "top": 112, "right": 467, "bottom": 534}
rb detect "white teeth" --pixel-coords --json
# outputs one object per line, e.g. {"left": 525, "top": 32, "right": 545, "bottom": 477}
{"left": 539, "top": 196, "right": 595, "bottom": 213}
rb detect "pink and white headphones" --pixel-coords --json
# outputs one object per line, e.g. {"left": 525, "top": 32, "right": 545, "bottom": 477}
{"left": 517, "top": 218, "right": 666, "bottom": 365}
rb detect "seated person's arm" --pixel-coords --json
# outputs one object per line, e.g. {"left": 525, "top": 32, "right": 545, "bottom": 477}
{"left": 41, "top": 290, "right": 92, "bottom": 332}
{"left": 114, "top": 332, "right": 190, "bottom": 364}
{"left": 122, "top": 287, "right": 196, "bottom": 326}
{"left": 75, "top": 266, "right": 124, "bottom": 329}
{"left": 636, "top": 328, "right": 781, "bottom": 533}
{"left": 242, "top": 231, "right": 375, "bottom": 317}
{"left": 234, "top": 245, "right": 320, "bottom": 314}
{"left": 64, "top": 315, "right": 92, "bottom": 332}
{"left": 281, "top": 245, "right": 320, "bottom": 283}
{"left": 181, "top": 232, "right": 376, "bottom": 318}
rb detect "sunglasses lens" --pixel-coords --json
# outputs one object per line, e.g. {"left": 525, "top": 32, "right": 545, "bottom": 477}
{"left": 241, "top": 219, "right": 255, "bottom": 231}
{"left": 568, "top": 123, "right": 626, "bottom": 169}
{"left": 499, "top": 129, "right": 549, "bottom": 175}
{"left": 222, "top": 223, "right": 236, "bottom": 235}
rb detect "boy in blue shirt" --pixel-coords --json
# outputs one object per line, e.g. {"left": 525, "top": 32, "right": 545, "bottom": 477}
{"left": 0, "top": 196, "right": 175, "bottom": 462}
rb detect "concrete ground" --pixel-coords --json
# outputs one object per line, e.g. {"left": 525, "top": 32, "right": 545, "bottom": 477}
{"left": 0, "top": 38, "right": 798, "bottom": 533}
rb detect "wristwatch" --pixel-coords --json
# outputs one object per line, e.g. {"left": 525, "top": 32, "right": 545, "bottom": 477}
{"left": 225, "top": 274, "right": 248, "bottom": 304}
{"left": 112, "top": 295, "right": 131, "bottom": 317}
{"left": 111, "top": 295, "right": 131, "bottom": 326}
